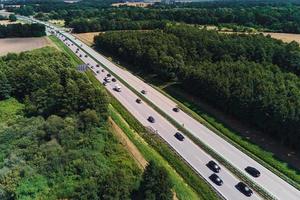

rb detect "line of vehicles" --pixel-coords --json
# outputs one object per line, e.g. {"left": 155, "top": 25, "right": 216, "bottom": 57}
{"left": 56, "top": 26, "right": 260, "bottom": 198}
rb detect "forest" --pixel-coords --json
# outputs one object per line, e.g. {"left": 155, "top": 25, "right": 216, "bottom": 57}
{"left": 12, "top": 0, "right": 300, "bottom": 33}
{"left": 0, "top": 23, "right": 45, "bottom": 38}
{"left": 0, "top": 48, "right": 173, "bottom": 199}
{"left": 94, "top": 25, "right": 300, "bottom": 150}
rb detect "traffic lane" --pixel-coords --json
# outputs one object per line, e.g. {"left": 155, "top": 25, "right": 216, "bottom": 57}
{"left": 64, "top": 31, "right": 300, "bottom": 199}
{"left": 55, "top": 33, "right": 259, "bottom": 200}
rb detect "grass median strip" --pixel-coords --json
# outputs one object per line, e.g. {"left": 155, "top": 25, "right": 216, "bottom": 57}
{"left": 63, "top": 33, "right": 273, "bottom": 199}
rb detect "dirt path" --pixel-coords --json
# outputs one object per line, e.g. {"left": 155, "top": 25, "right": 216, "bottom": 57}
{"left": 109, "top": 117, "right": 148, "bottom": 169}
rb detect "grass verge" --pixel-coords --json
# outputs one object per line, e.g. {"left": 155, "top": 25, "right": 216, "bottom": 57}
{"left": 86, "top": 70, "right": 219, "bottom": 200}
{"left": 48, "top": 35, "right": 83, "bottom": 66}
{"left": 0, "top": 98, "right": 24, "bottom": 131}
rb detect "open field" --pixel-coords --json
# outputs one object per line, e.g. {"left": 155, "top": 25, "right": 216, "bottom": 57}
{"left": 48, "top": 19, "right": 65, "bottom": 27}
{"left": 0, "top": 37, "right": 52, "bottom": 56}
{"left": 74, "top": 32, "right": 101, "bottom": 46}
{"left": 262, "top": 32, "right": 300, "bottom": 44}
{"left": 0, "top": 20, "right": 21, "bottom": 25}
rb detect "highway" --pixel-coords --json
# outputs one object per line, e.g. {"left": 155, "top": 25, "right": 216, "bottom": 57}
{"left": 19, "top": 15, "right": 300, "bottom": 199}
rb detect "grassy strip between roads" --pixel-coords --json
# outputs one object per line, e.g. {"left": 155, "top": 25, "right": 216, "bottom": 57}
{"left": 60, "top": 33, "right": 274, "bottom": 199}
{"left": 159, "top": 86, "right": 300, "bottom": 191}
{"left": 86, "top": 70, "right": 216, "bottom": 200}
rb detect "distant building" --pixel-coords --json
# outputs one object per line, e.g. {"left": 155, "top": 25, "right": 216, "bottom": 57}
{"left": 112, "top": 1, "right": 154, "bottom": 8}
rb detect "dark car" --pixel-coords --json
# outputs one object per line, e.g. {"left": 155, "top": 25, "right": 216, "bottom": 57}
{"left": 209, "top": 173, "right": 223, "bottom": 186}
{"left": 103, "top": 82, "right": 107, "bottom": 86}
{"left": 107, "top": 73, "right": 111, "bottom": 77}
{"left": 245, "top": 166, "right": 260, "bottom": 177}
{"left": 96, "top": 70, "right": 100, "bottom": 74}
{"left": 141, "top": 90, "right": 147, "bottom": 94}
{"left": 207, "top": 160, "right": 221, "bottom": 173}
{"left": 96, "top": 64, "right": 100, "bottom": 67}
{"left": 136, "top": 99, "right": 142, "bottom": 104}
{"left": 148, "top": 116, "right": 155, "bottom": 123}
{"left": 173, "top": 107, "right": 180, "bottom": 112}
{"left": 236, "top": 182, "right": 253, "bottom": 197}
{"left": 112, "top": 78, "right": 116, "bottom": 82}
{"left": 101, "top": 69, "right": 105, "bottom": 72}
{"left": 79, "top": 54, "right": 82, "bottom": 57}
{"left": 85, "top": 55, "right": 88, "bottom": 58}
{"left": 91, "top": 66, "right": 94, "bottom": 69}
{"left": 174, "top": 132, "right": 185, "bottom": 141}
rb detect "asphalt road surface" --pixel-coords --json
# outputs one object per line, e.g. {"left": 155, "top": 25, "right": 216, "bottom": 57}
{"left": 19, "top": 16, "right": 300, "bottom": 200}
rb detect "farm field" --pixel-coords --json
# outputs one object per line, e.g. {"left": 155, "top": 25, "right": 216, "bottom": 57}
{"left": 74, "top": 32, "right": 101, "bottom": 46}
{"left": 0, "top": 37, "right": 52, "bottom": 56}
{"left": 262, "top": 32, "right": 300, "bottom": 44}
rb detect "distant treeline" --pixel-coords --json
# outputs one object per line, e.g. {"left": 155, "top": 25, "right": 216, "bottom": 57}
{"left": 94, "top": 26, "right": 300, "bottom": 149}
{"left": 15, "top": 0, "right": 300, "bottom": 33}
{"left": 0, "top": 23, "right": 45, "bottom": 38}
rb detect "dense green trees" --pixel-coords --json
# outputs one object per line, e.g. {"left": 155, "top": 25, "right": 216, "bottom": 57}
{"left": 0, "top": 23, "right": 45, "bottom": 38}
{"left": 138, "top": 161, "right": 173, "bottom": 200}
{"left": 8, "top": 14, "right": 17, "bottom": 22}
{"left": 0, "top": 47, "right": 142, "bottom": 199}
{"left": 94, "top": 26, "right": 300, "bottom": 149}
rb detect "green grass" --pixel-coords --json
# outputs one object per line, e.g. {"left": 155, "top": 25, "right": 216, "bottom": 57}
{"left": 86, "top": 70, "right": 219, "bottom": 200}
{"left": 161, "top": 85, "right": 300, "bottom": 191}
{"left": 48, "top": 35, "right": 83, "bottom": 67}
{"left": 0, "top": 98, "right": 24, "bottom": 131}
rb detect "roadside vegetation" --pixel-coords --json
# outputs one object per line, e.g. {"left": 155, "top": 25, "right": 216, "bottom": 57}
{"left": 0, "top": 23, "right": 45, "bottom": 38}
{"left": 0, "top": 47, "right": 177, "bottom": 199}
{"left": 93, "top": 25, "right": 300, "bottom": 187}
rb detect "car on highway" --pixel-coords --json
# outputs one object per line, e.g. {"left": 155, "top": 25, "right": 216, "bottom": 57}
{"left": 101, "top": 69, "right": 105, "bottom": 72}
{"left": 96, "top": 70, "right": 99, "bottom": 74}
{"left": 103, "top": 82, "right": 107, "bottom": 86}
{"left": 112, "top": 78, "right": 116, "bottom": 82}
{"left": 114, "top": 84, "right": 121, "bottom": 92}
{"left": 207, "top": 160, "right": 221, "bottom": 173}
{"left": 236, "top": 182, "right": 253, "bottom": 197}
{"left": 91, "top": 66, "right": 94, "bottom": 69}
{"left": 85, "top": 55, "right": 88, "bottom": 58}
{"left": 104, "top": 77, "right": 111, "bottom": 82}
{"left": 136, "top": 98, "right": 142, "bottom": 104}
{"left": 174, "top": 132, "right": 185, "bottom": 141}
{"left": 148, "top": 116, "right": 155, "bottom": 123}
{"left": 209, "top": 173, "right": 223, "bottom": 186}
{"left": 141, "top": 90, "right": 147, "bottom": 94}
{"left": 107, "top": 73, "right": 112, "bottom": 77}
{"left": 245, "top": 166, "right": 260, "bottom": 177}
{"left": 96, "top": 64, "right": 99, "bottom": 67}
{"left": 173, "top": 107, "right": 180, "bottom": 112}
{"left": 79, "top": 54, "right": 82, "bottom": 57}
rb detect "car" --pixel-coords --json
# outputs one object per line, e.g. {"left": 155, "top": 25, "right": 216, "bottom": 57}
{"left": 245, "top": 166, "right": 260, "bottom": 177}
{"left": 101, "top": 69, "right": 105, "bottom": 72}
{"left": 107, "top": 73, "right": 111, "bottom": 77}
{"left": 148, "top": 116, "right": 155, "bottom": 123}
{"left": 173, "top": 107, "right": 180, "bottom": 112}
{"left": 96, "top": 64, "right": 100, "bottom": 67}
{"left": 209, "top": 173, "right": 223, "bottom": 186}
{"left": 96, "top": 70, "right": 100, "bottom": 74}
{"left": 174, "top": 132, "right": 185, "bottom": 141}
{"left": 79, "top": 54, "right": 82, "bottom": 57}
{"left": 236, "top": 182, "right": 253, "bottom": 197}
{"left": 104, "top": 77, "right": 111, "bottom": 82}
{"left": 141, "top": 90, "right": 147, "bottom": 94}
{"left": 112, "top": 78, "right": 116, "bottom": 82}
{"left": 91, "top": 66, "right": 94, "bottom": 69}
{"left": 103, "top": 82, "right": 107, "bottom": 86}
{"left": 85, "top": 55, "right": 88, "bottom": 58}
{"left": 207, "top": 160, "right": 221, "bottom": 173}
{"left": 136, "top": 99, "right": 142, "bottom": 104}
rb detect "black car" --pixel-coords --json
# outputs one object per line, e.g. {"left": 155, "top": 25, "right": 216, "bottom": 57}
{"left": 91, "top": 66, "right": 94, "bottom": 69}
{"left": 107, "top": 73, "right": 112, "bottom": 77}
{"left": 209, "top": 173, "right": 223, "bottom": 186}
{"left": 96, "top": 64, "right": 100, "bottom": 67}
{"left": 136, "top": 99, "right": 142, "bottom": 104}
{"left": 245, "top": 166, "right": 260, "bottom": 177}
{"left": 148, "top": 116, "right": 155, "bottom": 123}
{"left": 79, "top": 54, "right": 82, "bottom": 57}
{"left": 112, "top": 78, "right": 116, "bottom": 82}
{"left": 103, "top": 82, "right": 107, "bottom": 86}
{"left": 101, "top": 69, "right": 105, "bottom": 72}
{"left": 96, "top": 70, "right": 100, "bottom": 74}
{"left": 141, "top": 90, "right": 147, "bottom": 94}
{"left": 236, "top": 182, "right": 253, "bottom": 197}
{"left": 173, "top": 107, "right": 180, "bottom": 112}
{"left": 174, "top": 132, "right": 185, "bottom": 141}
{"left": 85, "top": 55, "right": 88, "bottom": 58}
{"left": 207, "top": 160, "right": 221, "bottom": 173}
